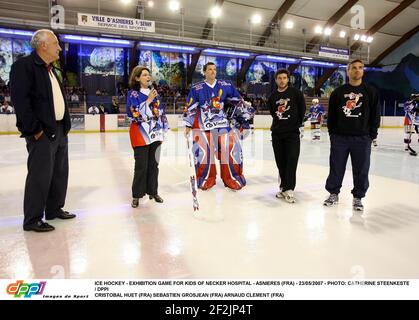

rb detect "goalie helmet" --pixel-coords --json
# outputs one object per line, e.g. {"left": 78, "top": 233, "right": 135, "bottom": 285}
{"left": 312, "top": 98, "right": 319, "bottom": 104}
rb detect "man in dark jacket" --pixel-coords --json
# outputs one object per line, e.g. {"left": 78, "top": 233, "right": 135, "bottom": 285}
{"left": 10, "top": 29, "right": 76, "bottom": 232}
{"left": 323, "top": 59, "right": 381, "bottom": 211}
{"left": 268, "top": 69, "right": 306, "bottom": 203}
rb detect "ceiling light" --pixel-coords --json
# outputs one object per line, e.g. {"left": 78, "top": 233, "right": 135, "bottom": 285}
{"left": 354, "top": 34, "right": 360, "bottom": 41}
{"left": 62, "top": 35, "right": 132, "bottom": 46}
{"left": 314, "top": 26, "right": 323, "bottom": 34}
{"left": 139, "top": 41, "right": 196, "bottom": 52}
{"left": 203, "top": 48, "right": 251, "bottom": 57}
{"left": 339, "top": 31, "right": 346, "bottom": 38}
{"left": 301, "top": 60, "right": 337, "bottom": 67}
{"left": 259, "top": 55, "right": 299, "bottom": 63}
{"left": 169, "top": 0, "right": 180, "bottom": 12}
{"left": 324, "top": 27, "right": 332, "bottom": 36}
{"left": 285, "top": 20, "right": 294, "bottom": 29}
{"left": 0, "top": 28, "right": 34, "bottom": 37}
{"left": 210, "top": 6, "right": 222, "bottom": 18}
{"left": 251, "top": 14, "right": 262, "bottom": 24}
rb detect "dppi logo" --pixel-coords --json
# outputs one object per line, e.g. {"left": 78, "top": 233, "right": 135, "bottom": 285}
{"left": 6, "top": 280, "right": 46, "bottom": 298}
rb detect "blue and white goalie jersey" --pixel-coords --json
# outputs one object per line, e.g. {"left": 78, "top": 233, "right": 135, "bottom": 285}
{"left": 183, "top": 79, "right": 242, "bottom": 130}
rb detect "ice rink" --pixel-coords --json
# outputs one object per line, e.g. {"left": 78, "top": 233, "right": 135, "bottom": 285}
{"left": 0, "top": 128, "right": 418, "bottom": 279}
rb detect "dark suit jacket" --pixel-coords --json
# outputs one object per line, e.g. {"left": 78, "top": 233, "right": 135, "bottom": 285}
{"left": 10, "top": 51, "right": 71, "bottom": 139}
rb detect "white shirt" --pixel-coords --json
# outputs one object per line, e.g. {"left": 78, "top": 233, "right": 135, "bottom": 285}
{"left": 204, "top": 79, "right": 217, "bottom": 89}
{"left": 1, "top": 105, "right": 14, "bottom": 113}
{"left": 48, "top": 69, "right": 65, "bottom": 121}
{"left": 88, "top": 106, "right": 99, "bottom": 114}
{"left": 140, "top": 88, "right": 151, "bottom": 96}
{"left": 140, "top": 88, "right": 151, "bottom": 106}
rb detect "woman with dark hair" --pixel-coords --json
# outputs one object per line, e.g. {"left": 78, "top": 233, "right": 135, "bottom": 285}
{"left": 127, "top": 66, "right": 169, "bottom": 208}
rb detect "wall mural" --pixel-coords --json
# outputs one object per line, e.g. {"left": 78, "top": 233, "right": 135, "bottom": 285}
{"left": 0, "top": 37, "right": 32, "bottom": 85}
{"left": 139, "top": 50, "right": 187, "bottom": 88}
{"left": 246, "top": 61, "right": 278, "bottom": 84}
{"left": 2, "top": 30, "right": 417, "bottom": 111}
{"left": 364, "top": 33, "right": 419, "bottom": 108}
{"left": 192, "top": 55, "right": 241, "bottom": 83}
{"left": 301, "top": 66, "right": 317, "bottom": 96}
{"left": 81, "top": 45, "right": 124, "bottom": 76}
{"left": 0, "top": 38, "right": 12, "bottom": 85}
{"left": 321, "top": 69, "right": 346, "bottom": 98}
{"left": 245, "top": 61, "right": 285, "bottom": 98}
{"left": 245, "top": 62, "right": 347, "bottom": 98}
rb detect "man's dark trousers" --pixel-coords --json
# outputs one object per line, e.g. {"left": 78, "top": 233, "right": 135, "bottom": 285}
{"left": 325, "top": 134, "right": 371, "bottom": 198}
{"left": 272, "top": 131, "right": 300, "bottom": 192}
{"left": 24, "top": 122, "right": 69, "bottom": 226}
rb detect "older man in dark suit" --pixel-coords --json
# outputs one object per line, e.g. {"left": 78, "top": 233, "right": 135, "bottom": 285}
{"left": 10, "top": 29, "right": 76, "bottom": 232}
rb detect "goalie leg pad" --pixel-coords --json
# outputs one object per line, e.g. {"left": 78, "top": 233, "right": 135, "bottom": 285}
{"left": 218, "top": 129, "right": 246, "bottom": 189}
{"left": 193, "top": 130, "right": 217, "bottom": 190}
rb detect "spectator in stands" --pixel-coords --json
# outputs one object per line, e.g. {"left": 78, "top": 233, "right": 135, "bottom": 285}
{"left": 96, "top": 88, "right": 101, "bottom": 96}
{"left": 111, "top": 97, "right": 119, "bottom": 114}
{"left": 70, "top": 92, "right": 79, "bottom": 103}
{"left": 88, "top": 105, "right": 100, "bottom": 114}
{"left": 0, "top": 100, "right": 14, "bottom": 114}
{"left": 98, "top": 103, "right": 107, "bottom": 114}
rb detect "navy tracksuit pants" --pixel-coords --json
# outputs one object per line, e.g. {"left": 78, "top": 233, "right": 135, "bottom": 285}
{"left": 325, "top": 134, "right": 372, "bottom": 198}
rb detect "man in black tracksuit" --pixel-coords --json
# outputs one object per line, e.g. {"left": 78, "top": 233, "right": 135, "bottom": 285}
{"left": 268, "top": 69, "right": 306, "bottom": 203}
{"left": 324, "top": 59, "right": 381, "bottom": 211}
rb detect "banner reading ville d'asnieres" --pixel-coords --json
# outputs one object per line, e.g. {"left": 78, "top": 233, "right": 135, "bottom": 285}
{"left": 78, "top": 13, "right": 155, "bottom": 33}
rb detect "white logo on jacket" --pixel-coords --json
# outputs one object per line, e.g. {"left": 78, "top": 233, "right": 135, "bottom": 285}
{"left": 275, "top": 98, "right": 291, "bottom": 120}
{"left": 342, "top": 92, "right": 363, "bottom": 117}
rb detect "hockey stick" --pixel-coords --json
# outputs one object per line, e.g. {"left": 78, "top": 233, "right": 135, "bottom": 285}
{"left": 186, "top": 134, "right": 200, "bottom": 211}
{"left": 406, "top": 124, "right": 417, "bottom": 156}
{"left": 407, "top": 144, "right": 417, "bottom": 156}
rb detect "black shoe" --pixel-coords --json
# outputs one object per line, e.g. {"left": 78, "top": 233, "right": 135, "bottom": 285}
{"left": 23, "top": 221, "right": 55, "bottom": 232}
{"left": 131, "top": 198, "right": 139, "bottom": 208}
{"left": 149, "top": 194, "right": 164, "bottom": 203}
{"left": 46, "top": 211, "right": 76, "bottom": 220}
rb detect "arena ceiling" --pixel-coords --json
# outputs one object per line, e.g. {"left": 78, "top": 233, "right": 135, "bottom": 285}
{"left": 0, "top": 0, "right": 418, "bottom": 65}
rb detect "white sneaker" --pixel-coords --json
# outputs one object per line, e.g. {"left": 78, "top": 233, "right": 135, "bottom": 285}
{"left": 353, "top": 198, "right": 364, "bottom": 211}
{"left": 282, "top": 190, "right": 296, "bottom": 203}
{"left": 324, "top": 193, "right": 338, "bottom": 206}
